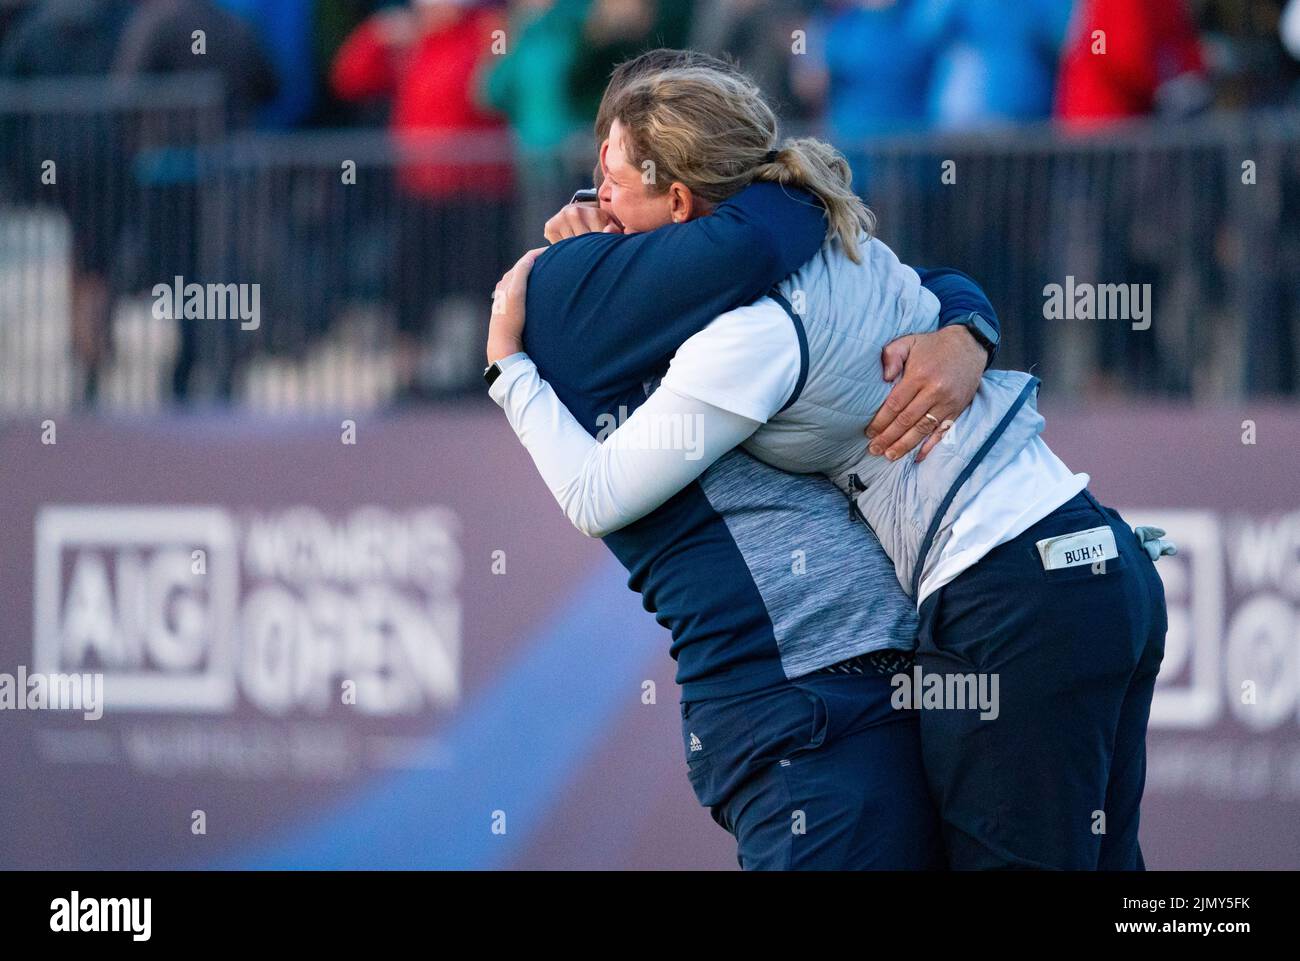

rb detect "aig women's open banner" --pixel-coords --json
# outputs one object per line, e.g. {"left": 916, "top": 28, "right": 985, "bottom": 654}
{"left": 1, "top": 406, "right": 1297, "bottom": 870}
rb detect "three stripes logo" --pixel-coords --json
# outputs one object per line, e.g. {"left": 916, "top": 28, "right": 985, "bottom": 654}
{"left": 688, "top": 732, "right": 703, "bottom": 753}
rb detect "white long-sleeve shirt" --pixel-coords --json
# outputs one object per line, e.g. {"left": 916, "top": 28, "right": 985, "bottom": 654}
{"left": 491, "top": 299, "right": 1084, "bottom": 604}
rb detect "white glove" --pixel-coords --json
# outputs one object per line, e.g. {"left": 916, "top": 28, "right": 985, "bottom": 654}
{"left": 1134, "top": 526, "right": 1177, "bottom": 562}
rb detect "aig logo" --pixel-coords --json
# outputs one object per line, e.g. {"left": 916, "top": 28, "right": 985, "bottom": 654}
{"left": 32, "top": 505, "right": 462, "bottom": 717}
{"left": 1131, "top": 509, "right": 1300, "bottom": 731}
{"left": 34, "top": 507, "right": 238, "bottom": 713}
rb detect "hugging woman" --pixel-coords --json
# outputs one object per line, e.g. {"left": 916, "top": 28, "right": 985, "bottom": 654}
{"left": 486, "top": 50, "right": 1169, "bottom": 870}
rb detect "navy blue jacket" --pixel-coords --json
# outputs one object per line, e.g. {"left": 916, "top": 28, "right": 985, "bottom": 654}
{"left": 523, "top": 183, "right": 998, "bottom": 438}
{"left": 519, "top": 183, "right": 1000, "bottom": 697}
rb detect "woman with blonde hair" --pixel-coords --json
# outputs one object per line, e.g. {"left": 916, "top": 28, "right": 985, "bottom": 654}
{"left": 488, "top": 58, "right": 1169, "bottom": 870}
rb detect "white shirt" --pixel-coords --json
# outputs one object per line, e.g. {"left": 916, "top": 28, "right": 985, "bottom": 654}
{"left": 491, "top": 303, "right": 1086, "bottom": 604}
{"left": 658, "top": 298, "right": 802, "bottom": 422}
{"left": 916, "top": 438, "right": 1088, "bottom": 603}
{"left": 488, "top": 302, "right": 797, "bottom": 538}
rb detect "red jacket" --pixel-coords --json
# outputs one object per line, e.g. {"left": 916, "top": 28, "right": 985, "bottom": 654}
{"left": 1056, "top": 0, "right": 1205, "bottom": 127}
{"left": 332, "top": 9, "right": 511, "bottom": 197}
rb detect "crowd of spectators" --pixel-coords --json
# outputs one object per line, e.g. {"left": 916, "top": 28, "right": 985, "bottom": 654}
{"left": 6, "top": 1, "right": 1300, "bottom": 146}
{"left": 3, "top": 0, "right": 1300, "bottom": 404}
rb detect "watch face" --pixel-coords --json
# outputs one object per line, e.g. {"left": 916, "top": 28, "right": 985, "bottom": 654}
{"left": 483, "top": 363, "right": 500, "bottom": 387}
{"left": 970, "top": 313, "right": 998, "bottom": 348}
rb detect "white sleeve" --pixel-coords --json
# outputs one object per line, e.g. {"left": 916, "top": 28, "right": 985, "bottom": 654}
{"left": 489, "top": 354, "right": 762, "bottom": 538}
{"left": 659, "top": 298, "right": 803, "bottom": 423}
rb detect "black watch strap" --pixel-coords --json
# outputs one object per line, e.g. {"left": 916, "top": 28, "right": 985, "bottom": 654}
{"left": 485, "top": 354, "right": 526, "bottom": 388}
{"left": 954, "top": 311, "right": 999, "bottom": 365}
{"left": 961, "top": 312, "right": 998, "bottom": 353}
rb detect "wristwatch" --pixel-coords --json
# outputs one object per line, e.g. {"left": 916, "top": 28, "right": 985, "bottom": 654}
{"left": 483, "top": 352, "right": 525, "bottom": 388}
{"left": 949, "top": 311, "right": 999, "bottom": 366}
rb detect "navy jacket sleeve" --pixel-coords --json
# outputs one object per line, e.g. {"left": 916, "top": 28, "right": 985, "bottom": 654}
{"left": 917, "top": 266, "right": 1000, "bottom": 367}
{"left": 522, "top": 182, "right": 827, "bottom": 434}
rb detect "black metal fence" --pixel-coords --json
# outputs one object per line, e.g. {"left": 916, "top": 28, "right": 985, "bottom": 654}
{"left": 855, "top": 114, "right": 1300, "bottom": 400}
{"left": 2, "top": 77, "right": 1298, "bottom": 414}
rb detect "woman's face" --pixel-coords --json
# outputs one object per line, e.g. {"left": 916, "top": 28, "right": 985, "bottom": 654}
{"left": 599, "top": 120, "right": 697, "bottom": 234}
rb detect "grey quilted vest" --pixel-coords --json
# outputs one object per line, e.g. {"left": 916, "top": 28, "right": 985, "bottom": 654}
{"left": 741, "top": 235, "right": 1044, "bottom": 598}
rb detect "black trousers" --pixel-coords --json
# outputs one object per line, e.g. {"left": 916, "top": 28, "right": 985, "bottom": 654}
{"left": 915, "top": 490, "right": 1168, "bottom": 870}
{"left": 681, "top": 668, "right": 945, "bottom": 870}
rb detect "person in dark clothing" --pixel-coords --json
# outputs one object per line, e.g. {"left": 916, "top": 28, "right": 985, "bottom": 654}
{"left": 113, "top": 0, "right": 279, "bottom": 401}
{"left": 568, "top": 0, "right": 693, "bottom": 123}
{"left": 331, "top": 1, "right": 512, "bottom": 399}
{"left": 114, "top": 0, "right": 279, "bottom": 125}
{"left": 0, "top": 0, "right": 137, "bottom": 404}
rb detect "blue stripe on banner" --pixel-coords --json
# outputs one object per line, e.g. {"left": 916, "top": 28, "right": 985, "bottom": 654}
{"left": 207, "top": 554, "right": 665, "bottom": 869}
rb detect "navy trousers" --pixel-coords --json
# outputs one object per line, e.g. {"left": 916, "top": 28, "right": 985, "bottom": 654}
{"left": 681, "top": 669, "right": 945, "bottom": 870}
{"left": 915, "top": 490, "right": 1168, "bottom": 870}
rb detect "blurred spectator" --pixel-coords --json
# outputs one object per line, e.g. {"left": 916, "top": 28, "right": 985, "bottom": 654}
{"left": 331, "top": 0, "right": 510, "bottom": 184}
{"left": 796, "top": 0, "right": 940, "bottom": 142}
{"left": 1198, "top": 0, "right": 1300, "bottom": 108}
{"left": 568, "top": 0, "right": 692, "bottom": 123}
{"left": 114, "top": 0, "right": 279, "bottom": 400}
{"left": 1056, "top": 0, "right": 1209, "bottom": 128}
{"left": 313, "top": 0, "right": 386, "bottom": 125}
{"left": 689, "top": 0, "right": 812, "bottom": 124}
{"left": 483, "top": 0, "right": 589, "bottom": 245}
{"left": 216, "top": 0, "right": 318, "bottom": 128}
{"left": 331, "top": 0, "right": 512, "bottom": 399}
{"left": 0, "top": 0, "right": 132, "bottom": 78}
{"left": 1050, "top": 1, "right": 1210, "bottom": 397}
{"left": 484, "top": 0, "right": 588, "bottom": 153}
{"left": 1211, "top": 1, "right": 1300, "bottom": 395}
{"left": 0, "top": 0, "right": 136, "bottom": 403}
{"left": 921, "top": 0, "right": 1073, "bottom": 129}
{"left": 115, "top": 0, "right": 278, "bottom": 131}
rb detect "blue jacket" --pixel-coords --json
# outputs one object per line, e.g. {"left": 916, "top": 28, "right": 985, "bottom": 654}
{"left": 521, "top": 184, "right": 999, "bottom": 697}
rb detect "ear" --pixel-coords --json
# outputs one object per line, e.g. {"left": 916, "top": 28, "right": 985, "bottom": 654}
{"left": 667, "top": 183, "right": 696, "bottom": 223}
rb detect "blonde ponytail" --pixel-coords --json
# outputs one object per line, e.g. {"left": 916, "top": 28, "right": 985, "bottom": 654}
{"left": 756, "top": 138, "right": 875, "bottom": 263}
{"left": 610, "top": 67, "right": 876, "bottom": 263}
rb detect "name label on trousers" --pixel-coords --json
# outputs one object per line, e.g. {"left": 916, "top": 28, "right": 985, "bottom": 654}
{"left": 1036, "top": 525, "right": 1118, "bottom": 571}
